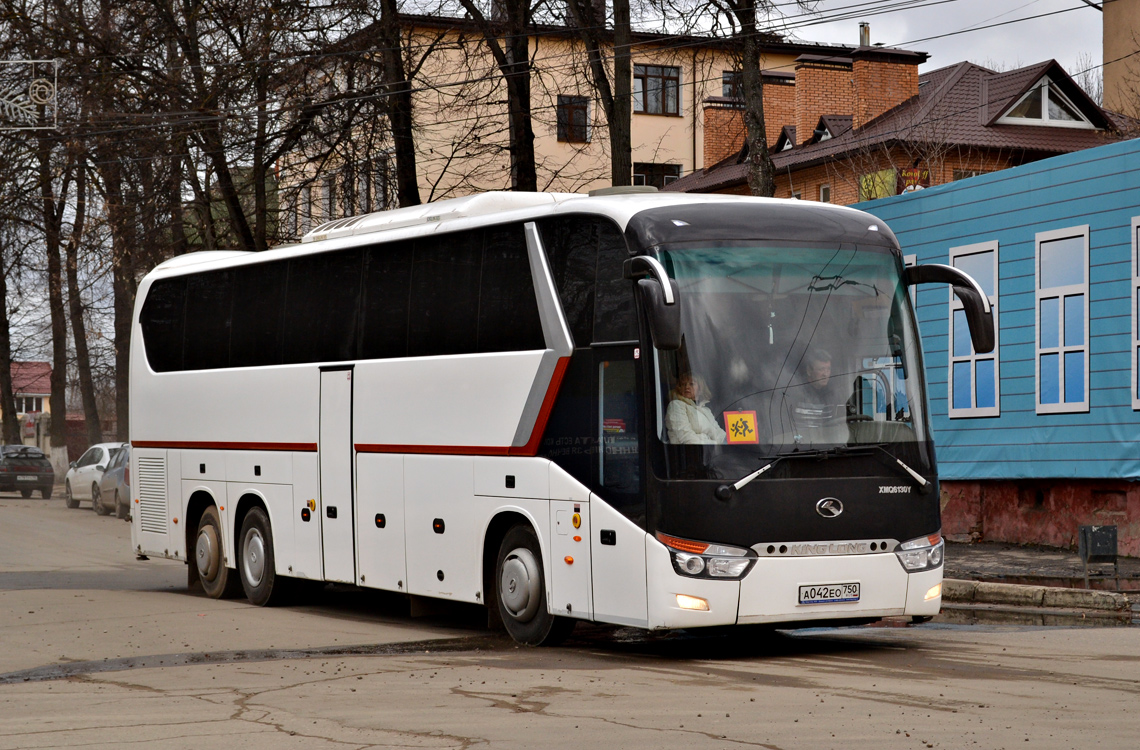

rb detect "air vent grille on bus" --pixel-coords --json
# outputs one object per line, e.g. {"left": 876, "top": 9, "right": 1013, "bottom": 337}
{"left": 302, "top": 215, "right": 367, "bottom": 242}
{"left": 136, "top": 456, "right": 168, "bottom": 535}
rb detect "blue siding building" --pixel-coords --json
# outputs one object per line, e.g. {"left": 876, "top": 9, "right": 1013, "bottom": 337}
{"left": 862, "top": 138, "right": 1140, "bottom": 555}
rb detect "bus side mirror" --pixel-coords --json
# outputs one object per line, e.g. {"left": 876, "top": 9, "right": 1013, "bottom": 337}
{"left": 625, "top": 256, "right": 681, "bottom": 351}
{"left": 637, "top": 278, "right": 681, "bottom": 350}
{"left": 905, "top": 264, "right": 995, "bottom": 354}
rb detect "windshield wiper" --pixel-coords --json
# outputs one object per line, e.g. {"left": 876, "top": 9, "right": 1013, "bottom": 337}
{"left": 715, "top": 446, "right": 872, "bottom": 500}
{"left": 715, "top": 444, "right": 929, "bottom": 500}
{"left": 869, "top": 444, "right": 932, "bottom": 494}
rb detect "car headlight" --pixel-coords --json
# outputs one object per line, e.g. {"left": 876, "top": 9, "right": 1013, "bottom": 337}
{"left": 895, "top": 532, "right": 944, "bottom": 572}
{"left": 656, "top": 532, "right": 757, "bottom": 580}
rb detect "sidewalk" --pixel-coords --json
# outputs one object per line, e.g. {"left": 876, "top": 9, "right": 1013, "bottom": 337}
{"left": 945, "top": 541, "right": 1140, "bottom": 591}
{"left": 941, "top": 541, "right": 1138, "bottom": 626}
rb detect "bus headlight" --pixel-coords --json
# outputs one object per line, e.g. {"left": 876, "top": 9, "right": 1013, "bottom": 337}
{"left": 657, "top": 532, "right": 757, "bottom": 580}
{"left": 895, "top": 532, "right": 944, "bottom": 572}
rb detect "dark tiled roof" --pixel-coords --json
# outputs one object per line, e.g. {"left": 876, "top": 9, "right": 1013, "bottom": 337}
{"left": 667, "top": 59, "right": 1128, "bottom": 194}
{"left": 819, "top": 115, "right": 852, "bottom": 139}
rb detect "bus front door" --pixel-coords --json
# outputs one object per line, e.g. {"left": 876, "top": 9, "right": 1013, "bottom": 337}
{"left": 319, "top": 366, "right": 356, "bottom": 583}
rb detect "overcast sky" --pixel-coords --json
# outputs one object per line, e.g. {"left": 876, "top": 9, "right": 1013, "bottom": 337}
{"left": 768, "top": 0, "right": 1104, "bottom": 76}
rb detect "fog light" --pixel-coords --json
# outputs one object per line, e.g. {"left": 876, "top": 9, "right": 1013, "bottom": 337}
{"left": 676, "top": 594, "right": 709, "bottom": 611}
{"left": 924, "top": 583, "right": 942, "bottom": 601}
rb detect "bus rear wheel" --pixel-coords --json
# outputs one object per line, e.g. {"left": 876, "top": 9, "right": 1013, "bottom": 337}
{"left": 195, "top": 506, "right": 241, "bottom": 599}
{"left": 238, "top": 507, "right": 283, "bottom": 606}
{"left": 495, "top": 524, "right": 574, "bottom": 646}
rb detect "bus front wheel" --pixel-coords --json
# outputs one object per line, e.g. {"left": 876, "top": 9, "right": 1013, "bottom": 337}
{"left": 195, "top": 506, "right": 241, "bottom": 599}
{"left": 495, "top": 524, "right": 574, "bottom": 646}
{"left": 238, "top": 507, "right": 282, "bottom": 606}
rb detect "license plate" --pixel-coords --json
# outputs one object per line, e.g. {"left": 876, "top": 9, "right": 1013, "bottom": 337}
{"left": 799, "top": 582, "right": 860, "bottom": 605}
{"left": 16, "top": 475, "right": 36, "bottom": 482}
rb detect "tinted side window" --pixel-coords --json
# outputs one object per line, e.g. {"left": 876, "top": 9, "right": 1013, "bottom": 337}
{"left": 478, "top": 226, "right": 545, "bottom": 352}
{"left": 593, "top": 222, "right": 637, "bottom": 342}
{"left": 230, "top": 261, "right": 286, "bottom": 368}
{"left": 537, "top": 215, "right": 635, "bottom": 345}
{"left": 408, "top": 233, "right": 481, "bottom": 357}
{"left": 140, "top": 278, "right": 186, "bottom": 372}
{"left": 184, "top": 271, "right": 234, "bottom": 370}
{"left": 283, "top": 249, "right": 364, "bottom": 364}
{"left": 538, "top": 218, "right": 595, "bottom": 346}
{"left": 360, "top": 241, "right": 414, "bottom": 360}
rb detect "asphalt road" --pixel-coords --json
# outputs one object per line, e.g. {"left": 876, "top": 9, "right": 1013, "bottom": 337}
{"left": 1, "top": 492, "right": 1138, "bottom": 749}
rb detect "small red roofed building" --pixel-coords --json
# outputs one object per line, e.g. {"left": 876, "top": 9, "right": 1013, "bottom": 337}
{"left": 6, "top": 362, "right": 51, "bottom": 417}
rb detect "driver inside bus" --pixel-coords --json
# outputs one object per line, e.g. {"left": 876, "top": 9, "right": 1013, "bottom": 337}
{"left": 790, "top": 349, "right": 848, "bottom": 428}
{"left": 665, "top": 372, "right": 727, "bottom": 444}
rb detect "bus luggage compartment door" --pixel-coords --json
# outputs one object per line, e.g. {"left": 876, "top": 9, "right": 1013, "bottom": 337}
{"left": 319, "top": 367, "right": 356, "bottom": 583}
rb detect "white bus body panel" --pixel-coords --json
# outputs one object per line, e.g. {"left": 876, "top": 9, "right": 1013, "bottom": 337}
{"left": 290, "top": 452, "right": 323, "bottom": 580}
{"left": 737, "top": 553, "right": 910, "bottom": 624}
{"left": 355, "top": 453, "right": 406, "bottom": 591}
{"left": 548, "top": 499, "right": 591, "bottom": 619}
{"left": 904, "top": 566, "right": 943, "bottom": 616}
{"left": 132, "top": 448, "right": 174, "bottom": 556}
{"left": 132, "top": 366, "right": 318, "bottom": 447}
{"left": 589, "top": 495, "right": 648, "bottom": 628}
{"left": 319, "top": 369, "right": 356, "bottom": 583}
{"left": 354, "top": 353, "right": 545, "bottom": 450}
{"left": 403, "top": 455, "right": 481, "bottom": 602}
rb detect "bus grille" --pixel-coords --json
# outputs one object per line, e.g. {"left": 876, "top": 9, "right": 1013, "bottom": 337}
{"left": 136, "top": 456, "right": 168, "bottom": 535}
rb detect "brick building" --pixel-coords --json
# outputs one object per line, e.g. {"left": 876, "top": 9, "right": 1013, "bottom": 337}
{"left": 667, "top": 48, "right": 1132, "bottom": 203}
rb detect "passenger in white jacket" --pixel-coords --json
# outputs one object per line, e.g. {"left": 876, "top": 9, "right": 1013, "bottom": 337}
{"left": 665, "top": 373, "right": 727, "bottom": 444}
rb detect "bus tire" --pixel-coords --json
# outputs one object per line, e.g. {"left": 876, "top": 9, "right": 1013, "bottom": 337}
{"left": 238, "top": 507, "right": 282, "bottom": 607}
{"left": 495, "top": 524, "right": 575, "bottom": 646}
{"left": 195, "top": 506, "right": 241, "bottom": 599}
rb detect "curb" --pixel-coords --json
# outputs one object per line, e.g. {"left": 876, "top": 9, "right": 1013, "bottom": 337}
{"left": 942, "top": 578, "right": 1132, "bottom": 612}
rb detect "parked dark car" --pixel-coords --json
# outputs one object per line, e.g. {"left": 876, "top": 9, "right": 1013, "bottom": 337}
{"left": 0, "top": 444, "right": 54, "bottom": 498}
{"left": 96, "top": 444, "right": 130, "bottom": 519}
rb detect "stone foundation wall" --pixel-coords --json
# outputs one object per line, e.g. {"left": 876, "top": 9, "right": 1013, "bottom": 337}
{"left": 940, "top": 479, "right": 1140, "bottom": 557}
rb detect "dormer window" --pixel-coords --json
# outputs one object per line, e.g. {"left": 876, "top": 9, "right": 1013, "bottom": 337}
{"left": 998, "top": 78, "right": 1094, "bottom": 129}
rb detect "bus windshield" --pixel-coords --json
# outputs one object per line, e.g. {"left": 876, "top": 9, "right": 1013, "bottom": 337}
{"left": 655, "top": 241, "right": 931, "bottom": 479}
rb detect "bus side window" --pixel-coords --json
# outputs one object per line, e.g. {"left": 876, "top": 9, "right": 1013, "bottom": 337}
{"left": 593, "top": 222, "right": 637, "bottom": 343}
{"left": 599, "top": 355, "right": 642, "bottom": 520}
{"left": 140, "top": 278, "right": 187, "bottom": 372}
{"left": 185, "top": 270, "right": 234, "bottom": 370}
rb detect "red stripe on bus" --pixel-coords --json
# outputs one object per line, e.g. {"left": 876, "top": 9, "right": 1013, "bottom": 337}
{"left": 131, "top": 441, "right": 318, "bottom": 452}
{"left": 354, "top": 355, "right": 571, "bottom": 458}
{"left": 509, "top": 356, "right": 570, "bottom": 456}
{"left": 354, "top": 444, "right": 511, "bottom": 456}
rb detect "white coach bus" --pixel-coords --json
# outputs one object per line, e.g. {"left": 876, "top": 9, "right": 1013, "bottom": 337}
{"left": 130, "top": 190, "right": 993, "bottom": 645}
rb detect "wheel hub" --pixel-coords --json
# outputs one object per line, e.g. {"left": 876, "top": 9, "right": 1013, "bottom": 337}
{"left": 243, "top": 527, "right": 265, "bottom": 586}
{"left": 196, "top": 526, "right": 219, "bottom": 580}
{"left": 499, "top": 548, "right": 540, "bottom": 622}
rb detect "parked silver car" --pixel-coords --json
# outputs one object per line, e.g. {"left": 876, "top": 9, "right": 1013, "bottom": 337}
{"left": 64, "top": 442, "right": 127, "bottom": 510}
{"left": 96, "top": 444, "right": 130, "bottom": 519}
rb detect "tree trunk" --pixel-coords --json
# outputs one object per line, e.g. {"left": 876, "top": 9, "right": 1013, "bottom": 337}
{"left": 0, "top": 246, "right": 20, "bottom": 445}
{"left": 37, "top": 133, "right": 70, "bottom": 471}
{"left": 63, "top": 159, "right": 101, "bottom": 446}
{"left": 566, "top": 0, "right": 632, "bottom": 186}
{"left": 457, "top": 0, "right": 538, "bottom": 192}
{"left": 380, "top": 0, "right": 420, "bottom": 207}
{"left": 738, "top": 4, "right": 775, "bottom": 197}
{"left": 612, "top": 0, "right": 632, "bottom": 186}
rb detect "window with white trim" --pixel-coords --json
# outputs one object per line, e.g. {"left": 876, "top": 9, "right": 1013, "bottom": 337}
{"left": 819, "top": 184, "right": 831, "bottom": 203}
{"left": 1036, "top": 226, "right": 1090, "bottom": 413}
{"left": 949, "top": 242, "right": 999, "bottom": 417}
{"left": 997, "top": 78, "right": 1094, "bottom": 129}
{"left": 1132, "top": 217, "right": 1140, "bottom": 410}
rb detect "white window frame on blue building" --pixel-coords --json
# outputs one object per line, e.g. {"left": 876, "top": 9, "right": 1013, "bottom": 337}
{"left": 949, "top": 242, "right": 1000, "bottom": 418}
{"left": 1035, "top": 225, "right": 1090, "bottom": 414}
{"left": 1132, "top": 216, "right": 1140, "bottom": 410}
